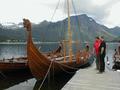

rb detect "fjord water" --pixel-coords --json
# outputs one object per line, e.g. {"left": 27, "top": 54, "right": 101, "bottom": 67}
{"left": 0, "top": 42, "right": 119, "bottom": 90}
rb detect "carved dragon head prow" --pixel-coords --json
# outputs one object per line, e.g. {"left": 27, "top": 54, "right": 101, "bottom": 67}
{"left": 23, "top": 18, "right": 31, "bottom": 31}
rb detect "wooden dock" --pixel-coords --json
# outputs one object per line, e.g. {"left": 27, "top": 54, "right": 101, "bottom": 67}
{"left": 62, "top": 63, "right": 120, "bottom": 90}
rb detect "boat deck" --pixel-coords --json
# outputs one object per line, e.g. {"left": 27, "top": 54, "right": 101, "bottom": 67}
{"left": 62, "top": 62, "right": 120, "bottom": 90}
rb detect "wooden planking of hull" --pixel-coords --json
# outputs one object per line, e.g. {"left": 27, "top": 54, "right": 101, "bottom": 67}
{"left": 0, "top": 58, "right": 28, "bottom": 72}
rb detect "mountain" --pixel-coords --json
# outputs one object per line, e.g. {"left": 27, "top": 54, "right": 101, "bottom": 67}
{"left": 0, "top": 14, "right": 120, "bottom": 42}
{"left": 114, "top": 36, "right": 120, "bottom": 42}
{"left": 68, "top": 14, "right": 117, "bottom": 42}
{"left": 107, "top": 26, "right": 120, "bottom": 36}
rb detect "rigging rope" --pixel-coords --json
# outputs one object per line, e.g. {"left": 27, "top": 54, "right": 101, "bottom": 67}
{"left": 71, "top": 0, "right": 83, "bottom": 41}
{"left": 50, "top": 0, "right": 60, "bottom": 21}
{"left": 42, "top": 0, "right": 61, "bottom": 50}
{"left": 71, "top": 0, "right": 81, "bottom": 50}
{"left": 72, "top": 0, "right": 90, "bottom": 49}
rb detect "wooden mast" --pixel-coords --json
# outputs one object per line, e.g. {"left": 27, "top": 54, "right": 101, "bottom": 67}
{"left": 67, "top": 0, "right": 73, "bottom": 62}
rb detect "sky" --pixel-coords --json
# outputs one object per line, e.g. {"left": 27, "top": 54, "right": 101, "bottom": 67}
{"left": 0, "top": 0, "right": 120, "bottom": 28}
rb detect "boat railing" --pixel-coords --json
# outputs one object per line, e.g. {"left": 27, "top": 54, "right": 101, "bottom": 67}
{"left": 0, "top": 57, "right": 28, "bottom": 63}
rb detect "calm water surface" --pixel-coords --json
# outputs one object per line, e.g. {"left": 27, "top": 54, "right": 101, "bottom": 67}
{"left": 0, "top": 42, "right": 119, "bottom": 90}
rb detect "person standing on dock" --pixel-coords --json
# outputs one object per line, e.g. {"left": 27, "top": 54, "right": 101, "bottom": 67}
{"left": 93, "top": 37, "right": 101, "bottom": 70}
{"left": 99, "top": 36, "right": 106, "bottom": 73}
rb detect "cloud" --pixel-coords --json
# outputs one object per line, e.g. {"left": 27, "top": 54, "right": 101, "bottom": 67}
{"left": 0, "top": 0, "right": 120, "bottom": 27}
{"left": 44, "top": 0, "right": 120, "bottom": 27}
{"left": 69, "top": 0, "right": 120, "bottom": 27}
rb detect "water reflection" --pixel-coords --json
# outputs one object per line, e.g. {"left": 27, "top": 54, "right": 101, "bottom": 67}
{"left": 0, "top": 43, "right": 88, "bottom": 59}
{"left": 0, "top": 44, "right": 27, "bottom": 59}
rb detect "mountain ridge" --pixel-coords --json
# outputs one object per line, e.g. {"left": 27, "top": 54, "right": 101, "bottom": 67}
{"left": 0, "top": 14, "right": 120, "bottom": 42}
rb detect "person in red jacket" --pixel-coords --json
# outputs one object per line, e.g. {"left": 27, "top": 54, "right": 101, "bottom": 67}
{"left": 93, "top": 37, "right": 101, "bottom": 70}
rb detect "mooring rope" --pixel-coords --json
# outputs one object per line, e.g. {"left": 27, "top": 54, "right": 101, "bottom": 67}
{"left": 38, "top": 60, "right": 53, "bottom": 90}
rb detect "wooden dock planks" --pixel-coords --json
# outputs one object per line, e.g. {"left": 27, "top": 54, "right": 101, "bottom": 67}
{"left": 62, "top": 63, "right": 120, "bottom": 90}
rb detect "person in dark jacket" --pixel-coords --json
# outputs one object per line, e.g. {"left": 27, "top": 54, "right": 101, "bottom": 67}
{"left": 99, "top": 36, "right": 106, "bottom": 73}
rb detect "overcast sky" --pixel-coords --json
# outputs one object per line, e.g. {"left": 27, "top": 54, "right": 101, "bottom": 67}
{"left": 0, "top": 0, "right": 120, "bottom": 28}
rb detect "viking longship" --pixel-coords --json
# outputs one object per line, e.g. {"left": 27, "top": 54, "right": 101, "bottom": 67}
{"left": 23, "top": 0, "right": 94, "bottom": 80}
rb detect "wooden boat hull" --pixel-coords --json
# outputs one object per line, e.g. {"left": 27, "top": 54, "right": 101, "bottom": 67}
{"left": 0, "top": 59, "right": 28, "bottom": 72}
{"left": 0, "top": 62, "right": 28, "bottom": 72}
{"left": 28, "top": 39, "right": 94, "bottom": 80}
